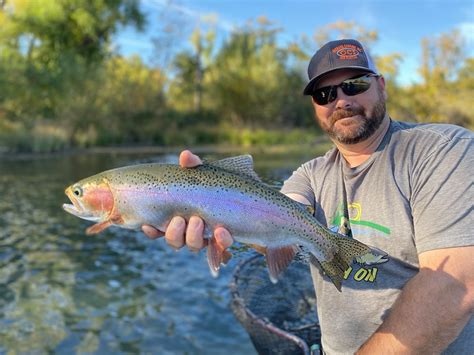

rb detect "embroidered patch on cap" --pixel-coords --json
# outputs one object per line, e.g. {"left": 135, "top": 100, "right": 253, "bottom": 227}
{"left": 332, "top": 44, "right": 363, "bottom": 60}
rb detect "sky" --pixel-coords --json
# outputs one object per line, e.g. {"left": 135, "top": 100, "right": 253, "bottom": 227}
{"left": 114, "top": 0, "right": 474, "bottom": 86}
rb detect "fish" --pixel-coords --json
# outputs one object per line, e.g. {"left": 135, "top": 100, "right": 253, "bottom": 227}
{"left": 63, "top": 155, "right": 385, "bottom": 291}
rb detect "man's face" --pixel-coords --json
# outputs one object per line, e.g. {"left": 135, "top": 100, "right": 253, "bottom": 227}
{"left": 311, "top": 69, "right": 387, "bottom": 145}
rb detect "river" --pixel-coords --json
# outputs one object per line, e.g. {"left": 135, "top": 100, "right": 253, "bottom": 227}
{"left": 0, "top": 145, "right": 328, "bottom": 353}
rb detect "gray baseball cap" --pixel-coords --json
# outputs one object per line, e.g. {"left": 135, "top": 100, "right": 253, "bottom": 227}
{"left": 303, "top": 39, "right": 378, "bottom": 95}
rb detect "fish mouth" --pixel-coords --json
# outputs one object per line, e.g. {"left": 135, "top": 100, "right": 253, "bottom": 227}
{"left": 63, "top": 187, "right": 99, "bottom": 222}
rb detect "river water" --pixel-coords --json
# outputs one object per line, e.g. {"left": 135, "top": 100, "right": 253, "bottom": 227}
{"left": 0, "top": 146, "right": 326, "bottom": 353}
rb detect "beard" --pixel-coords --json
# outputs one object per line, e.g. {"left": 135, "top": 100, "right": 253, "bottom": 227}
{"left": 316, "top": 87, "right": 386, "bottom": 145}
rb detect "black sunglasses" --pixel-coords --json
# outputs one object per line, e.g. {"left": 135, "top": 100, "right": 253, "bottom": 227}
{"left": 311, "top": 73, "right": 379, "bottom": 105}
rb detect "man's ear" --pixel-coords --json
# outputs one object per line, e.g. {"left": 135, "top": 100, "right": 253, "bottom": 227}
{"left": 378, "top": 75, "right": 388, "bottom": 100}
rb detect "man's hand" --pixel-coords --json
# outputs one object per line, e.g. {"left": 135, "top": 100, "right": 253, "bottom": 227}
{"left": 141, "top": 150, "right": 233, "bottom": 252}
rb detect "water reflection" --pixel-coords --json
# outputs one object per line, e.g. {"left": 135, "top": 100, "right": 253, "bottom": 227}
{"left": 0, "top": 148, "right": 324, "bottom": 353}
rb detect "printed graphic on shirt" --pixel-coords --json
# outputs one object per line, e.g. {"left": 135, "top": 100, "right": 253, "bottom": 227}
{"left": 330, "top": 201, "right": 390, "bottom": 284}
{"left": 331, "top": 202, "right": 391, "bottom": 237}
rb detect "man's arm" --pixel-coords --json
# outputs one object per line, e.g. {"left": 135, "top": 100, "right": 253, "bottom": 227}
{"left": 357, "top": 245, "right": 474, "bottom": 354}
{"left": 285, "top": 193, "right": 312, "bottom": 205}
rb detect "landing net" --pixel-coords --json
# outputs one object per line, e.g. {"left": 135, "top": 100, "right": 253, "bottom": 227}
{"left": 229, "top": 253, "right": 321, "bottom": 354}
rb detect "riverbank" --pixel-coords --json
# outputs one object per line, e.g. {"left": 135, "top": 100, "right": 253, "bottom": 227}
{"left": 0, "top": 137, "right": 332, "bottom": 161}
{"left": 0, "top": 123, "right": 326, "bottom": 154}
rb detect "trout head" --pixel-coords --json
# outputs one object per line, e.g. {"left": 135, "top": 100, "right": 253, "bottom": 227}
{"left": 63, "top": 176, "right": 118, "bottom": 234}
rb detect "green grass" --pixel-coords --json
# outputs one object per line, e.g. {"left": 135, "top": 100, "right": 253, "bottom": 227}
{"left": 0, "top": 122, "right": 70, "bottom": 153}
{"left": 0, "top": 121, "right": 325, "bottom": 154}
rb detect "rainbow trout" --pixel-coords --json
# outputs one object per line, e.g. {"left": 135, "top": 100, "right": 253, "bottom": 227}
{"left": 63, "top": 155, "right": 385, "bottom": 291}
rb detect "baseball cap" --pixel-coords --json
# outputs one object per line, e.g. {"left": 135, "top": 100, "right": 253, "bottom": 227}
{"left": 303, "top": 39, "right": 378, "bottom": 95}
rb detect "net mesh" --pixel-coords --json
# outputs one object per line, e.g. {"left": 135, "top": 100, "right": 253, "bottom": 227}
{"left": 229, "top": 253, "right": 321, "bottom": 355}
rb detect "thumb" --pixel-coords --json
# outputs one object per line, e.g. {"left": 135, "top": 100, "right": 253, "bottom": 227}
{"left": 179, "top": 150, "right": 202, "bottom": 168}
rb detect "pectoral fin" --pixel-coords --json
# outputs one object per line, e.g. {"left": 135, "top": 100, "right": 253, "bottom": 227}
{"left": 85, "top": 213, "right": 124, "bottom": 235}
{"left": 86, "top": 220, "right": 113, "bottom": 235}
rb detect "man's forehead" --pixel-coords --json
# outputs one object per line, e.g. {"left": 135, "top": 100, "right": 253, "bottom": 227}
{"left": 316, "top": 69, "right": 370, "bottom": 88}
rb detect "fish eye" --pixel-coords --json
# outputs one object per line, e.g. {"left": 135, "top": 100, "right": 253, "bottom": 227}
{"left": 73, "top": 186, "right": 83, "bottom": 197}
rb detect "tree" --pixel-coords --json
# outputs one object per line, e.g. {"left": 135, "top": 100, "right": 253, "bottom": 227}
{"left": 167, "top": 22, "right": 216, "bottom": 115}
{"left": 0, "top": 0, "right": 144, "bottom": 63}
{"left": 206, "top": 17, "right": 289, "bottom": 126}
{"left": 409, "top": 30, "right": 473, "bottom": 127}
{"left": 98, "top": 55, "right": 166, "bottom": 143}
{"left": 419, "top": 29, "right": 466, "bottom": 84}
{"left": 150, "top": 0, "right": 193, "bottom": 70}
{"left": 312, "top": 21, "right": 378, "bottom": 49}
{"left": 0, "top": 0, "right": 145, "bottom": 124}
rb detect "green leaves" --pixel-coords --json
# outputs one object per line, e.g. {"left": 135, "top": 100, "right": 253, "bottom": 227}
{"left": 0, "top": 9, "right": 472, "bottom": 153}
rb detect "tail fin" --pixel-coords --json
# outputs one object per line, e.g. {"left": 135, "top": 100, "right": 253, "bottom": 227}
{"left": 310, "top": 234, "right": 386, "bottom": 292}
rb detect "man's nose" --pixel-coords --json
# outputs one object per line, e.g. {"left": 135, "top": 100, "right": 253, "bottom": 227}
{"left": 335, "top": 87, "right": 354, "bottom": 110}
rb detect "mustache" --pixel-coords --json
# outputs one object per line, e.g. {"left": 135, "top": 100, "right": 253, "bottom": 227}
{"left": 330, "top": 107, "right": 365, "bottom": 124}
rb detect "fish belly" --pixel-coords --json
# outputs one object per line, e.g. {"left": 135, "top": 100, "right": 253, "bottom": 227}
{"left": 114, "top": 185, "right": 311, "bottom": 246}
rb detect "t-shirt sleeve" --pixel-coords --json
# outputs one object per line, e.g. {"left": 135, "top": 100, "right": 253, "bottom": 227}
{"left": 411, "top": 136, "right": 474, "bottom": 254}
{"left": 280, "top": 162, "right": 316, "bottom": 206}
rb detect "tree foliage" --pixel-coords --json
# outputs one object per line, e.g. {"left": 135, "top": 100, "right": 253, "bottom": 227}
{"left": 392, "top": 30, "right": 473, "bottom": 127}
{"left": 0, "top": 6, "right": 472, "bottom": 152}
{"left": 0, "top": 0, "right": 144, "bottom": 62}
{"left": 0, "top": 0, "right": 144, "bottom": 125}
{"left": 313, "top": 21, "right": 378, "bottom": 47}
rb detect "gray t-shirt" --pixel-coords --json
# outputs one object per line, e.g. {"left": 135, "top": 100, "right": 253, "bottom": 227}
{"left": 281, "top": 120, "right": 473, "bottom": 354}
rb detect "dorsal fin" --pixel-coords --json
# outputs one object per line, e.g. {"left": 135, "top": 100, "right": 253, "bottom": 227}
{"left": 207, "top": 155, "right": 261, "bottom": 181}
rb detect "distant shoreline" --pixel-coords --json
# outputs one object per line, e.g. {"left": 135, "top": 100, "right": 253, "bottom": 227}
{"left": 0, "top": 139, "right": 331, "bottom": 160}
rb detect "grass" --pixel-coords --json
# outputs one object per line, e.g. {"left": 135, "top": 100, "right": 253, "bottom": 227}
{"left": 0, "top": 121, "right": 70, "bottom": 153}
{"left": 0, "top": 122, "right": 326, "bottom": 154}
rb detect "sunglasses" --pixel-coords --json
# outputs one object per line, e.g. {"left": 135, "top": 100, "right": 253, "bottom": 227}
{"left": 311, "top": 73, "right": 379, "bottom": 105}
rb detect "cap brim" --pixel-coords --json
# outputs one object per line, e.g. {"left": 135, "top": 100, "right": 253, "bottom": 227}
{"left": 303, "top": 67, "right": 377, "bottom": 95}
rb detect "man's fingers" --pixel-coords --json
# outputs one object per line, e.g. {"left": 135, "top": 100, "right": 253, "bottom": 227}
{"left": 146, "top": 214, "right": 232, "bottom": 256}
{"left": 142, "top": 224, "right": 164, "bottom": 239}
{"left": 179, "top": 150, "right": 202, "bottom": 168}
{"left": 186, "top": 216, "right": 205, "bottom": 251}
{"left": 215, "top": 227, "right": 233, "bottom": 249}
{"left": 165, "top": 216, "right": 186, "bottom": 249}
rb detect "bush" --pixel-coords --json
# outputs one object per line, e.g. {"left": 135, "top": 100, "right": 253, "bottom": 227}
{"left": 0, "top": 121, "right": 69, "bottom": 153}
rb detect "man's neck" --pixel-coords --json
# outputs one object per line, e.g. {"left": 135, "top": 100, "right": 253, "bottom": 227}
{"left": 334, "top": 115, "right": 391, "bottom": 168}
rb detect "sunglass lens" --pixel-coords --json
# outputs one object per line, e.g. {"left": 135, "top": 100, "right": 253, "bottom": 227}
{"left": 341, "top": 76, "right": 371, "bottom": 96}
{"left": 312, "top": 75, "right": 375, "bottom": 104}
{"left": 312, "top": 86, "right": 332, "bottom": 105}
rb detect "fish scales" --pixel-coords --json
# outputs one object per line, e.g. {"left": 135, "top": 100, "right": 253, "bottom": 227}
{"left": 106, "top": 164, "right": 328, "bottom": 252}
{"left": 63, "top": 156, "right": 386, "bottom": 291}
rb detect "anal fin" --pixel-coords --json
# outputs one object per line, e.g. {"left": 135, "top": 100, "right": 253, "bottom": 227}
{"left": 266, "top": 245, "right": 299, "bottom": 284}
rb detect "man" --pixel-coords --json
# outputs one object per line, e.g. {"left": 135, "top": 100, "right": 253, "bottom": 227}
{"left": 143, "top": 39, "right": 474, "bottom": 354}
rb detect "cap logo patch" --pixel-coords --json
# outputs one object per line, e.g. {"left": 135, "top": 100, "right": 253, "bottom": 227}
{"left": 332, "top": 44, "right": 363, "bottom": 60}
